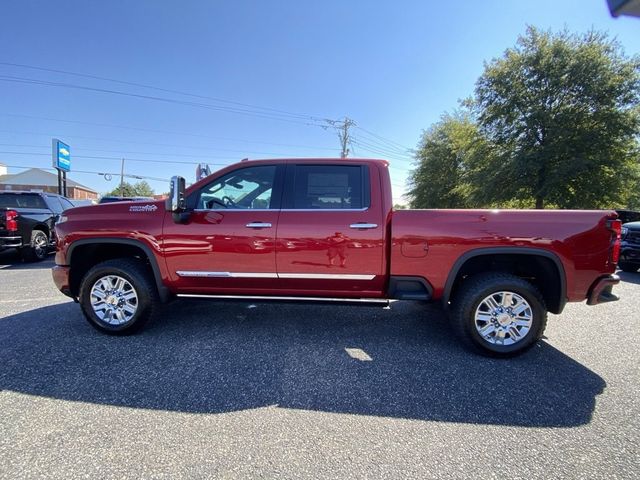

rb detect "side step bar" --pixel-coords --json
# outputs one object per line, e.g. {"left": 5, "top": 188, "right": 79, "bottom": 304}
{"left": 177, "top": 294, "right": 394, "bottom": 308}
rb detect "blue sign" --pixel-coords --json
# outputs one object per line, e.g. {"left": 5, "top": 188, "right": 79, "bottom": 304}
{"left": 52, "top": 139, "right": 71, "bottom": 172}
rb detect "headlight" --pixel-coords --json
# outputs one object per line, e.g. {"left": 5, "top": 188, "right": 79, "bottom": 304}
{"left": 621, "top": 227, "right": 628, "bottom": 238}
{"left": 57, "top": 215, "right": 68, "bottom": 224}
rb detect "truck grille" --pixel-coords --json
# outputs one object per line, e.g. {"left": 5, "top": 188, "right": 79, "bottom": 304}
{"left": 626, "top": 230, "right": 640, "bottom": 244}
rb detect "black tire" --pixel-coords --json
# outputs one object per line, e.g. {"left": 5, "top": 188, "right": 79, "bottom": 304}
{"left": 450, "top": 273, "right": 547, "bottom": 357}
{"left": 79, "top": 258, "right": 158, "bottom": 335}
{"left": 21, "top": 230, "right": 49, "bottom": 262}
{"left": 618, "top": 262, "right": 638, "bottom": 273}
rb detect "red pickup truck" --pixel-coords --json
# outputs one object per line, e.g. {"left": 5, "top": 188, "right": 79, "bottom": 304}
{"left": 52, "top": 158, "right": 621, "bottom": 356}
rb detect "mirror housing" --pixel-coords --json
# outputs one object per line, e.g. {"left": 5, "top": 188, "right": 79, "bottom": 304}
{"left": 167, "top": 176, "right": 189, "bottom": 223}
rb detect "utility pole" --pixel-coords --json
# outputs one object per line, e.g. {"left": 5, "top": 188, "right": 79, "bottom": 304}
{"left": 338, "top": 117, "right": 355, "bottom": 158}
{"left": 119, "top": 158, "right": 125, "bottom": 197}
{"left": 325, "top": 117, "right": 355, "bottom": 158}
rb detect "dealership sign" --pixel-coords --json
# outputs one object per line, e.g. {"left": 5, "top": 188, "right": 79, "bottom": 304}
{"left": 52, "top": 138, "right": 71, "bottom": 172}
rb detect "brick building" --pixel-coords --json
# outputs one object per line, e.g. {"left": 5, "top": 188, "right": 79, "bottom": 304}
{"left": 0, "top": 166, "right": 98, "bottom": 200}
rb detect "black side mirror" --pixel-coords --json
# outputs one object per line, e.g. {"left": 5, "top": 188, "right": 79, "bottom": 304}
{"left": 167, "top": 176, "right": 189, "bottom": 223}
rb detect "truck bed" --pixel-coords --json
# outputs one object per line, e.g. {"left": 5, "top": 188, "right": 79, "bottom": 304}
{"left": 390, "top": 209, "right": 617, "bottom": 302}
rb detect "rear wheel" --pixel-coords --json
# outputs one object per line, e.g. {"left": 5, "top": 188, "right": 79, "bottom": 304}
{"left": 21, "top": 230, "right": 49, "bottom": 262}
{"left": 79, "top": 258, "right": 158, "bottom": 334}
{"left": 450, "top": 273, "right": 547, "bottom": 357}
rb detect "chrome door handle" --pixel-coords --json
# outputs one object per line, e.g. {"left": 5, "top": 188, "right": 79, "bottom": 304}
{"left": 246, "top": 222, "right": 272, "bottom": 228}
{"left": 349, "top": 223, "right": 378, "bottom": 230}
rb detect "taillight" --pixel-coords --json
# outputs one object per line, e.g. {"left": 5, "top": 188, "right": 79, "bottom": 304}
{"left": 608, "top": 219, "right": 622, "bottom": 265}
{"left": 5, "top": 210, "right": 18, "bottom": 232}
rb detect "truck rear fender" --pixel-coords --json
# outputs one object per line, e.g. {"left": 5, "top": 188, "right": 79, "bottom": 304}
{"left": 443, "top": 247, "right": 567, "bottom": 314}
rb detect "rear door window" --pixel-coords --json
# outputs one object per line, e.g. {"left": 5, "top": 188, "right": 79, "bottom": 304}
{"left": 287, "top": 165, "right": 369, "bottom": 210}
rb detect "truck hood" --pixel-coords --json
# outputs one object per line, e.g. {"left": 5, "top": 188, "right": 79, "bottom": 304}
{"left": 623, "top": 221, "right": 640, "bottom": 231}
{"left": 65, "top": 199, "right": 166, "bottom": 217}
{"left": 57, "top": 199, "right": 167, "bottom": 240}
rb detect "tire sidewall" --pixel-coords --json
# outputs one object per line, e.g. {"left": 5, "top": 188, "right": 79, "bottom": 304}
{"left": 460, "top": 278, "right": 546, "bottom": 356}
{"left": 79, "top": 262, "right": 151, "bottom": 333}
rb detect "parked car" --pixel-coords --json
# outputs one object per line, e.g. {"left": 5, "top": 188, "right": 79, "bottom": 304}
{"left": 0, "top": 191, "right": 75, "bottom": 261}
{"left": 53, "top": 158, "right": 621, "bottom": 357}
{"left": 99, "top": 196, "right": 153, "bottom": 204}
{"left": 619, "top": 221, "right": 640, "bottom": 273}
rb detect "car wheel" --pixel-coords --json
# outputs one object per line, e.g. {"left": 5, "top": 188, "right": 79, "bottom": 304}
{"left": 21, "top": 230, "right": 49, "bottom": 262}
{"left": 450, "top": 273, "right": 547, "bottom": 357}
{"left": 79, "top": 258, "right": 158, "bottom": 334}
{"left": 618, "top": 262, "right": 638, "bottom": 273}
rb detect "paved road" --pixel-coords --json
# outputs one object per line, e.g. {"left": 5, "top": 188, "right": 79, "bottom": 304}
{"left": 1, "top": 251, "right": 638, "bottom": 479}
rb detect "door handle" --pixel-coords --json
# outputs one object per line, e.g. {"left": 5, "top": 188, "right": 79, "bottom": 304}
{"left": 349, "top": 223, "right": 378, "bottom": 230}
{"left": 246, "top": 222, "right": 272, "bottom": 229}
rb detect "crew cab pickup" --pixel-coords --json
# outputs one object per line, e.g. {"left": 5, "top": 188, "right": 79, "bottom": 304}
{"left": 52, "top": 158, "right": 621, "bottom": 356}
{"left": 1, "top": 191, "right": 75, "bottom": 261}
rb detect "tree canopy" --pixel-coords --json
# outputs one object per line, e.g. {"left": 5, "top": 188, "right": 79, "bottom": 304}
{"left": 408, "top": 113, "right": 487, "bottom": 208}
{"left": 408, "top": 27, "right": 640, "bottom": 210}
{"left": 104, "top": 180, "right": 154, "bottom": 198}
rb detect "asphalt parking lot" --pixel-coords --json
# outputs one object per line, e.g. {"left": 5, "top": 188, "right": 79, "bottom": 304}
{"left": 0, "top": 250, "right": 638, "bottom": 479}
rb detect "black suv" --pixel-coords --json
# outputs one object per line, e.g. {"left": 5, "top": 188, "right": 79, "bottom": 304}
{"left": 0, "top": 191, "right": 75, "bottom": 261}
{"left": 619, "top": 221, "right": 640, "bottom": 273}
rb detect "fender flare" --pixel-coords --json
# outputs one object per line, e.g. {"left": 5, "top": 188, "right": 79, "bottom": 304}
{"left": 442, "top": 247, "right": 567, "bottom": 313}
{"left": 67, "top": 237, "right": 171, "bottom": 302}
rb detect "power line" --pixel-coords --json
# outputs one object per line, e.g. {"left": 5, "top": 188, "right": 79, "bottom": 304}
{"left": 2, "top": 164, "right": 169, "bottom": 182}
{"left": 351, "top": 138, "right": 414, "bottom": 160}
{"left": 325, "top": 117, "right": 356, "bottom": 158}
{"left": 0, "top": 142, "right": 334, "bottom": 160}
{"left": 0, "top": 61, "right": 329, "bottom": 122}
{"left": 355, "top": 126, "right": 413, "bottom": 152}
{"left": 0, "top": 65, "right": 413, "bottom": 159}
{"left": 0, "top": 75, "right": 330, "bottom": 127}
{"left": 350, "top": 142, "right": 414, "bottom": 163}
{"left": 0, "top": 114, "right": 340, "bottom": 150}
{"left": 352, "top": 131, "right": 412, "bottom": 156}
{"left": 0, "top": 150, "right": 226, "bottom": 166}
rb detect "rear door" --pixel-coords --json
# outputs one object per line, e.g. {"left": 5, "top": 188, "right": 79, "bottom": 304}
{"left": 275, "top": 162, "right": 385, "bottom": 297}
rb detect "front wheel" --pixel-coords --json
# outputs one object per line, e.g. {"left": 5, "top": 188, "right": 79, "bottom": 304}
{"left": 79, "top": 258, "right": 158, "bottom": 334}
{"left": 450, "top": 273, "right": 547, "bottom": 357}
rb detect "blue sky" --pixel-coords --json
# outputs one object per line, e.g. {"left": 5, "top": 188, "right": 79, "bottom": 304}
{"left": 1, "top": 1, "right": 638, "bottom": 202}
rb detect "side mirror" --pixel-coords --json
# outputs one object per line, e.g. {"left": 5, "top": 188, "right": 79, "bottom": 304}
{"left": 167, "top": 176, "right": 189, "bottom": 223}
{"left": 168, "top": 176, "right": 186, "bottom": 212}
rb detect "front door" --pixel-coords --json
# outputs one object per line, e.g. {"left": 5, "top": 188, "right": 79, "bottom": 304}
{"left": 163, "top": 164, "right": 283, "bottom": 294}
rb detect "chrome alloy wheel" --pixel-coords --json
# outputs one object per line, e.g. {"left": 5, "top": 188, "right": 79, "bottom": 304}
{"left": 90, "top": 275, "right": 139, "bottom": 325}
{"left": 33, "top": 232, "right": 48, "bottom": 256}
{"left": 474, "top": 291, "right": 533, "bottom": 346}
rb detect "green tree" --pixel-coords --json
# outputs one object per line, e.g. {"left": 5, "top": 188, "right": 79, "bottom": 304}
{"left": 472, "top": 26, "right": 640, "bottom": 209}
{"left": 104, "top": 180, "right": 154, "bottom": 197}
{"left": 408, "top": 112, "right": 490, "bottom": 208}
